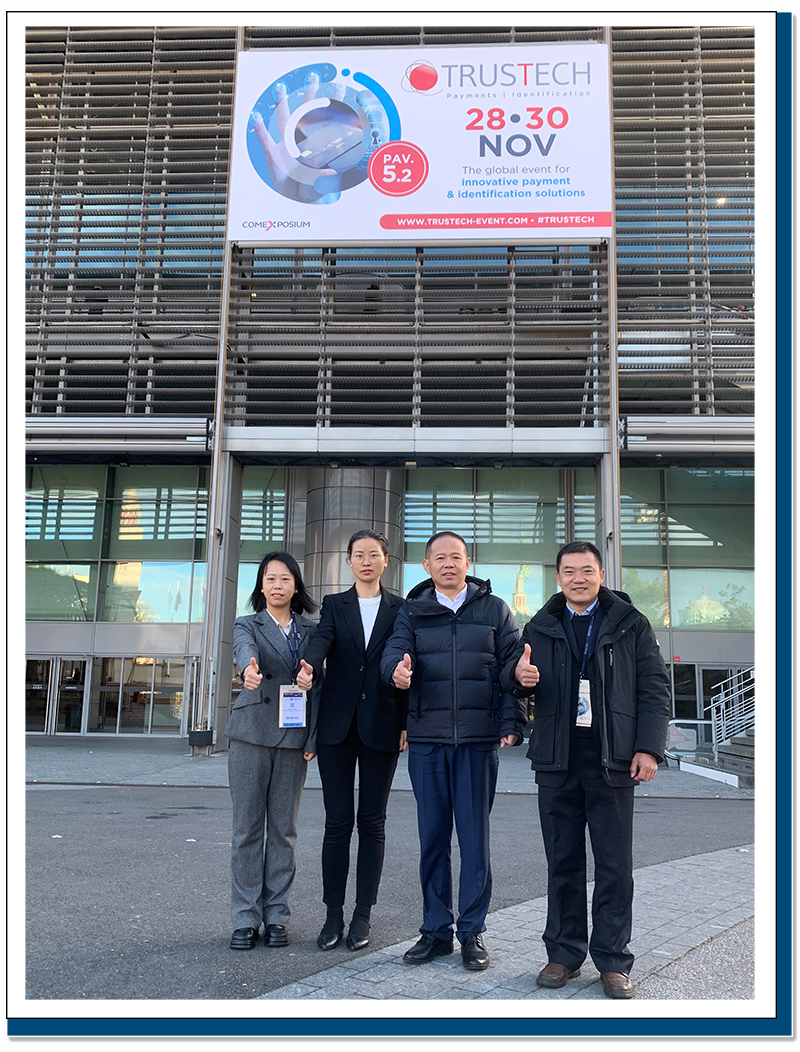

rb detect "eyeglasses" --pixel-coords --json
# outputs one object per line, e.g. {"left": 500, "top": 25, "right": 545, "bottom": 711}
{"left": 350, "top": 552, "right": 385, "bottom": 563}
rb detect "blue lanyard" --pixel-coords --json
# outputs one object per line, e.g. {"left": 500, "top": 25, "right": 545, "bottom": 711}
{"left": 286, "top": 614, "right": 301, "bottom": 682}
{"left": 578, "top": 613, "right": 596, "bottom": 679}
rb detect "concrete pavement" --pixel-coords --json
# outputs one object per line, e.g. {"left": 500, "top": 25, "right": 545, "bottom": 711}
{"left": 24, "top": 735, "right": 756, "bottom": 1001}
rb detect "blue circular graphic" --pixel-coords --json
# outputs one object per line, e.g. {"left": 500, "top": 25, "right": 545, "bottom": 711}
{"left": 246, "top": 64, "right": 401, "bottom": 205}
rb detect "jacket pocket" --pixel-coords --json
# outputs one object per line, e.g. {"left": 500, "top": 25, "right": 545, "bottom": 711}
{"left": 233, "top": 687, "right": 262, "bottom": 709}
{"left": 527, "top": 712, "right": 556, "bottom": 764}
{"left": 608, "top": 710, "right": 637, "bottom": 762}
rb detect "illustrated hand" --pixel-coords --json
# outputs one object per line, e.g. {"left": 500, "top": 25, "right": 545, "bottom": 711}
{"left": 250, "top": 74, "right": 342, "bottom": 204}
{"left": 399, "top": 729, "right": 408, "bottom": 752}
{"left": 243, "top": 656, "right": 262, "bottom": 691}
{"left": 514, "top": 644, "right": 540, "bottom": 689}
{"left": 296, "top": 659, "right": 314, "bottom": 691}
{"left": 393, "top": 654, "right": 413, "bottom": 690}
{"left": 630, "top": 752, "right": 658, "bottom": 782}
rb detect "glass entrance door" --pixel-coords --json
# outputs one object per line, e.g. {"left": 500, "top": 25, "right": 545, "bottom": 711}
{"left": 26, "top": 659, "right": 53, "bottom": 731}
{"left": 55, "top": 659, "right": 87, "bottom": 733}
{"left": 700, "top": 667, "right": 735, "bottom": 717}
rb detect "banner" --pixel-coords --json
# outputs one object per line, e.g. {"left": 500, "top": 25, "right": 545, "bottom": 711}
{"left": 227, "top": 44, "right": 613, "bottom": 244}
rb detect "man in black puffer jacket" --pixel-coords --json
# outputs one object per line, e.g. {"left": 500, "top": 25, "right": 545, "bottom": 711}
{"left": 381, "top": 531, "right": 527, "bottom": 972}
{"left": 503, "top": 541, "right": 670, "bottom": 1000}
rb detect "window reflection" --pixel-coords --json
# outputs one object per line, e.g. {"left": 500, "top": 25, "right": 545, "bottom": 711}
{"left": 98, "top": 562, "right": 194, "bottom": 622}
{"left": 26, "top": 563, "right": 96, "bottom": 621}
{"left": 669, "top": 568, "right": 754, "bottom": 630}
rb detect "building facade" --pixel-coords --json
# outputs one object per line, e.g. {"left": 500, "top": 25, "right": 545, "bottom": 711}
{"left": 25, "top": 23, "right": 755, "bottom": 743}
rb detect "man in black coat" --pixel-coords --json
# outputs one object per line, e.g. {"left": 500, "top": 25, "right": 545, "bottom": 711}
{"left": 381, "top": 531, "right": 527, "bottom": 971}
{"left": 504, "top": 541, "right": 670, "bottom": 999}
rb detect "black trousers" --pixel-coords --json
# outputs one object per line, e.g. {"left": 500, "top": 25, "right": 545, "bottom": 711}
{"left": 537, "top": 733, "right": 635, "bottom": 975}
{"left": 316, "top": 717, "right": 399, "bottom": 910}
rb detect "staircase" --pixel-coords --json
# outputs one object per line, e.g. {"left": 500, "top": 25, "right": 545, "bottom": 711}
{"left": 679, "top": 668, "right": 755, "bottom": 788}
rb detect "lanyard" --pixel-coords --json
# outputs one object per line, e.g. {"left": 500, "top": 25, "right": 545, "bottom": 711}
{"left": 286, "top": 614, "right": 301, "bottom": 682}
{"left": 578, "top": 613, "right": 596, "bottom": 679}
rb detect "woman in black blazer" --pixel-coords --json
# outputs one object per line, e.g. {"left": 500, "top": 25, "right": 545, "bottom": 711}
{"left": 297, "top": 529, "right": 406, "bottom": 952}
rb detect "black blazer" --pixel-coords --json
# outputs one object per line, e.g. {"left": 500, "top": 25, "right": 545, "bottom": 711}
{"left": 302, "top": 585, "right": 407, "bottom": 751}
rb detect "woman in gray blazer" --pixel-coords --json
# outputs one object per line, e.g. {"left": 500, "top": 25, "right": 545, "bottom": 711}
{"left": 225, "top": 551, "right": 323, "bottom": 951}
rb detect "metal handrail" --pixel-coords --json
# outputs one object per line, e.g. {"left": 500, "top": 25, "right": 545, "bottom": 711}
{"left": 709, "top": 666, "right": 754, "bottom": 746}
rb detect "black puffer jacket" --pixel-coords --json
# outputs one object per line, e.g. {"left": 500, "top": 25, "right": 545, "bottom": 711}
{"left": 380, "top": 577, "right": 527, "bottom": 745}
{"left": 502, "top": 586, "right": 670, "bottom": 786}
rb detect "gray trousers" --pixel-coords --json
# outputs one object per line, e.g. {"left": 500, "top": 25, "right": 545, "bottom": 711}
{"left": 228, "top": 739, "right": 307, "bottom": 930}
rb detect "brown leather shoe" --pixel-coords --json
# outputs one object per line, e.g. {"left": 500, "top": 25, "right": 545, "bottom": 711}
{"left": 536, "top": 962, "right": 582, "bottom": 988}
{"left": 601, "top": 971, "right": 635, "bottom": 999}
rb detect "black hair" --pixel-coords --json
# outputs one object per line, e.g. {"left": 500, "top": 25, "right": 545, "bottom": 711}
{"left": 347, "top": 529, "right": 390, "bottom": 558}
{"left": 425, "top": 531, "right": 469, "bottom": 558}
{"left": 248, "top": 551, "right": 317, "bottom": 615}
{"left": 556, "top": 540, "right": 603, "bottom": 572}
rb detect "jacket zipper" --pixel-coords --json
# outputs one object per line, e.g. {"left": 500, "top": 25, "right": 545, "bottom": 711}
{"left": 451, "top": 618, "right": 459, "bottom": 745}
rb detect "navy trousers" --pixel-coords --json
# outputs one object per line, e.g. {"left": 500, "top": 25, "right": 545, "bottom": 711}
{"left": 537, "top": 733, "right": 635, "bottom": 975}
{"left": 407, "top": 741, "right": 499, "bottom": 942}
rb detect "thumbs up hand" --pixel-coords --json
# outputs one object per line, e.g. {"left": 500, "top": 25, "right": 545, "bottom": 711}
{"left": 393, "top": 653, "right": 413, "bottom": 690}
{"left": 514, "top": 643, "right": 540, "bottom": 689}
{"left": 296, "top": 659, "right": 314, "bottom": 691}
{"left": 243, "top": 656, "right": 263, "bottom": 691}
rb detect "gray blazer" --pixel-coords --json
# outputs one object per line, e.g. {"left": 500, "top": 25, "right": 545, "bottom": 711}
{"left": 224, "top": 610, "right": 323, "bottom": 752}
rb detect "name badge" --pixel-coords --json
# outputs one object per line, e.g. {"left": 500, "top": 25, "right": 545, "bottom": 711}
{"left": 576, "top": 678, "right": 592, "bottom": 727}
{"left": 279, "top": 685, "right": 307, "bottom": 728}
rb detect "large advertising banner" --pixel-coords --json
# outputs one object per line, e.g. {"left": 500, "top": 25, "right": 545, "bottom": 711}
{"left": 227, "top": 44, "right": 613, "bottom": 244}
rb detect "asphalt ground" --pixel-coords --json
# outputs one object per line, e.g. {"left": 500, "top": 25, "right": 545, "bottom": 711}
{"left": 25, "top": 777, "right": 754, "bottom": 1000}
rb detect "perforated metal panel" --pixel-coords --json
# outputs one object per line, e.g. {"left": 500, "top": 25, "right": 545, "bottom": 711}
{"left": 26, "top": 23, "right": 754, "bottom": 423}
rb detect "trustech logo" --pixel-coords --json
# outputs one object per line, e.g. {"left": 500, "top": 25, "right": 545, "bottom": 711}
{"left": 403, "top": 59, "right": 592, "bottom": 93}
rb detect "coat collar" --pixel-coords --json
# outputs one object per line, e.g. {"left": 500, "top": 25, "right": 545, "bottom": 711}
{"left": 253, "top": 608, "right": 310, "bottom": 670}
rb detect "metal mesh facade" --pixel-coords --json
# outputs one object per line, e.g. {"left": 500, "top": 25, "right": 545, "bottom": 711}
{"left": 26, "top": 24, "right": 754, "bottom": 423}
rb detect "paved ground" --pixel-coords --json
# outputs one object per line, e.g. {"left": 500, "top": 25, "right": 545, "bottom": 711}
{"left": 23, "top": 736, "right": 756, "bottom": 1002}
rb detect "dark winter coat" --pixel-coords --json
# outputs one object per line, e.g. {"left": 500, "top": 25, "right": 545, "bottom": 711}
{"left": 380, "top": 576, "right": 527, "bottom": 745}
{"left": 502, "top": 586, "right": 670, "bottom": 787}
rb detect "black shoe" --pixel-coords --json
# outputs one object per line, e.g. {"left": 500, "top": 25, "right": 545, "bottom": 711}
{"left": 229, "top": 926, "right": 259, "bottom": 950}
{"left": 346, "top": 916, "right": 370, "bottom": 951}
{"left": 460, "top": 933, "right": 489, "bottom": 970}
{"left": 317, "top": 916, "right": 345, "bottom": 951}
{"left": 264, "top": 924, "right": 289, "bottom": 947}
{"left": 403, "top": 932, "right": 454, "bottom": 964}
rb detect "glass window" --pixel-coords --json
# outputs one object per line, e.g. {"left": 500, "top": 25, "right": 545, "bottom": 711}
{"left": 619, "top": 469, "right": 664, "bottom": 503}
{"left": 26, "top": 465, "right": 106, "bottom": 500}
{"left": 621, "top": 566, "right": 669, "bottom": 629}
{"left": 236, "top": 563, "right": 259, "bottom": 617}
{"left": 404, "top": 502, "right": 475, "bottom": 563}
{"left": 472, "top": 563, "right": 548, "bottom": 627}
{"left": 241, "top": 466, "right": 286, "bottom": 500}
{"left": 475, "top": 468, "right": 561, "bottom": 501}
{"left": 406, "top": 468, "right": 474, "bottom": 500}
{"left": 105, "top": 501, "right": 199, "bottom": 559}
{"left": 475, "top": 503, "right": 563, "bottom": 563}
{"left": 666, "top": 468, "right": 754, "bottom": 503}
{"left": 667, "top": 505, "right": 754, "bottom": 566}
{"left": 98, "top": 561, "right": 193, "bottom": 622}
{"left": 109, "top": 465, "right": 201, "bottom": 500}
{"left": 669, "top": 568, "right": 755, "bottom": 630}
{"left": 26, "top": 498, "right": 103, "bottom": 561}
{"left": 26, "top": 563, "right": 97, "bottom": 621}
{"left": 620, "top": 504, "right": 666, "bottom": 565}
{"left": 574, "top": 468, "right": 595, "bottom": 502}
